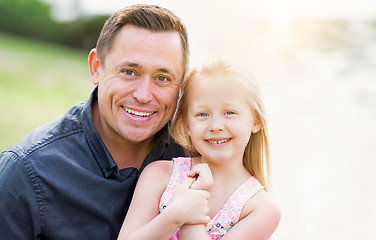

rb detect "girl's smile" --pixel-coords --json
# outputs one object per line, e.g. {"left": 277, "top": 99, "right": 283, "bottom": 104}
{"left": 205, "top": 138, "right": 232, "bottom": 146}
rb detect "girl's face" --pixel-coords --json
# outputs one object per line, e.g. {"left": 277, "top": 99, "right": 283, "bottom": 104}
{"left": 186, "top": 76, "right": 258, "bottom": 166}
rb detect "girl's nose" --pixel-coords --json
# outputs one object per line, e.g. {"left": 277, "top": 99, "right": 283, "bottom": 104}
{"left": 209, "top": 117, "right": 224, "bottom": 132}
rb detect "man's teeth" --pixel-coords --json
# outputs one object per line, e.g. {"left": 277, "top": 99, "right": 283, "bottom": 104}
{"left": 124, "top": 107, "right": 153, "bottom": 117}
{"left": 208, "top": 139, "right": 229, "bottom": 144}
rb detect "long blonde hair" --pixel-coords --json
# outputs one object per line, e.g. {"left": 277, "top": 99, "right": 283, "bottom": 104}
{"left": 171, "top": 62, "right": 270, "bottom": 188}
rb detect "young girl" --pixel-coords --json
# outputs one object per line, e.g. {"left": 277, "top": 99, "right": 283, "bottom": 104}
{"left": 118, "top": 62, "right": 280, "bottom": 240}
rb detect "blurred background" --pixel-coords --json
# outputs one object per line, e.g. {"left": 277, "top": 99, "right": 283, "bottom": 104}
{"left": 1, "top": 0, "right": 375, "bottom": 239}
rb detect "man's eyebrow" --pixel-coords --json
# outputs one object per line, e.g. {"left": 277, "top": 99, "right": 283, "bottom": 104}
{"left": 158, "top": 68, "right": 177, "bottom": 78}
{"left": 119, "top": 61, "right": 140, "bottom": 68}
{"left": 158, "top": 68, "right": 171, "bottom": 74}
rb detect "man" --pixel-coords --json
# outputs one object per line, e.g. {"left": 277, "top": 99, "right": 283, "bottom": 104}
{"left": 0, "top": 4, "right": 187, "bottom": 239}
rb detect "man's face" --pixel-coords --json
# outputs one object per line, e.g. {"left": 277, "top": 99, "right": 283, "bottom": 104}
{"left": 91, "top": 25, "right": 184, "bottom": 144}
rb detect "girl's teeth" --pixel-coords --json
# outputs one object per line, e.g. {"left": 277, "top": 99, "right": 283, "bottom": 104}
{"left": 209, "top": 139, "right": 229, "bottom": 144}
{"left": 124, "top": 107, "right": 153, "bottom": 117}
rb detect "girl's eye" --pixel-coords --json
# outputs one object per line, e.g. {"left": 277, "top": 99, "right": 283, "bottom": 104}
{"left": 156, "top": 76, "right": 170, "bottom": 82}
{"left": 124, "top": 69, "right": 136, "bottom": 76}
{"left": 225, "top": 111, "right": 236, "bottom": 115}
{"left": 197, "top": 112, "right": 208, "bottom": 117}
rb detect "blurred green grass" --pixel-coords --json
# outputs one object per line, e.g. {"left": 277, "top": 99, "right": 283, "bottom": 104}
{"left": 0, "top": 33, "right": 94, "bottom": 150}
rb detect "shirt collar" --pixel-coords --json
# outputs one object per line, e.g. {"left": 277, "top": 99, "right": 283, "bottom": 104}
{"left": 139, "top": 123, "right": 171, "bottom": 172}
{"left": 82, "top": 87, "right": 115, "bottom": 178}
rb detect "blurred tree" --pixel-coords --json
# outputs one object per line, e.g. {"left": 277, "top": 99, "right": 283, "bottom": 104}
{"left": 0, "top": 0, "right": 109, "bottom": 51}
{"left": 0, "top": 0, "right": 55, "bottom": 39}
{"left": 56, "top": 15, "right": 109, "bottom": 51}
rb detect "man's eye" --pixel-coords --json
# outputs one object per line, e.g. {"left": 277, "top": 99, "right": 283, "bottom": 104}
{"left": 156, "top": 76, "right": 170, "bottom": 82}
{"left": 124, "top": 70, "right": 136, "bottom": 76}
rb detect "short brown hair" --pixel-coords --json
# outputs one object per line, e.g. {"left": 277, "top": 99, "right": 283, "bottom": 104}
{"left": 96, "top": 4, "right": 189, "bottom": 74}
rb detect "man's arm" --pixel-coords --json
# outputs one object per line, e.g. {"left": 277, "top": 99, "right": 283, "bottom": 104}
{"left": 0, "top": 151, "right": 41, "bottom": 239}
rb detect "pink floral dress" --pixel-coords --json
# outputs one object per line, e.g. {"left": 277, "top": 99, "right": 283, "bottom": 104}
{"left": 159, "top": 157, "right": 264, "bottom": 240}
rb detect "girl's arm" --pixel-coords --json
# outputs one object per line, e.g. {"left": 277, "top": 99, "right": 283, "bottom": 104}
{"left": 220, "top": 190, "right": 281, "bottom": 240}
{"left": 117, "top": 160, "right": 211, "bottom": 240}
{"left": 179, "top": 224, "right": 211, "bottom": 240}
{"left": 180, "top": 190, "right": 280, "bottom": 240}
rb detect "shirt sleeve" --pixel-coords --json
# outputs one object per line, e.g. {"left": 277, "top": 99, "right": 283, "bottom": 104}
{"left": 0, "top": 150, "right": 42, "bottom": 239}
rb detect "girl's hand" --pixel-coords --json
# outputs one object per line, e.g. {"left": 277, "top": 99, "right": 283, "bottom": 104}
{"left": 171, "top": 177, "right": 211, "bottom": 225}
{"left": 188, "top": 163, "right": 213, "bottom": 190}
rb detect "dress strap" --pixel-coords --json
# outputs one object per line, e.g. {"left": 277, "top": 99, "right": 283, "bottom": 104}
{"left": 159, "top": 157, "right": 191, "bottom": 212}
{"left": 206, "top": 176, "right": 264, "bottom": 234}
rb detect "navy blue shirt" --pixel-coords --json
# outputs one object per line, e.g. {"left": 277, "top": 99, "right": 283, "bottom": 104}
{"left": 0, "top": 88, "right": 184, "bottom": 240}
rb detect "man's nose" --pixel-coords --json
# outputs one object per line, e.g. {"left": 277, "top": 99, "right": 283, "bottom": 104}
{"left": 132, "top": 77, "right": 153, "bottom": 104}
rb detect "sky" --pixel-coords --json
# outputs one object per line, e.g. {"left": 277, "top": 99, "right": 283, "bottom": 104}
{"left": 44, "top": 0, "right": 376, "bottom": 72}
{"left": 47, "top": 0, "right": 376, "bottom": 21}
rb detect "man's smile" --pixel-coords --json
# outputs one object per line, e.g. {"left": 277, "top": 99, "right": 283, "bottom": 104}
{"left": 122, "top": 107, "right": 155, "bottom": 117}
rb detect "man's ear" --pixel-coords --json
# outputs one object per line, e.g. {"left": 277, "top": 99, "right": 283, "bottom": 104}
{"left": 178, "top": 72, "right": 189, "bottom": 100}
{"left": 178, "top": 84, "right": 183, "bottom": 101}
{"left": 88, "top": 49, "right": 101, "bottom": 85}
